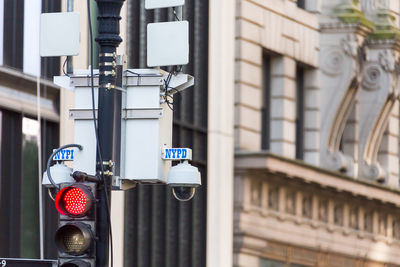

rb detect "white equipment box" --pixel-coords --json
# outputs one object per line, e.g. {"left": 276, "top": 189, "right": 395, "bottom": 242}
{"left": 40, "top": 12, "right": 80, "bottom": 57}
{"left": 62, "top": 69, "right": 193, "bottom": 189}
{"left": 147, "top": 21, "right": 189, "bottom": 67}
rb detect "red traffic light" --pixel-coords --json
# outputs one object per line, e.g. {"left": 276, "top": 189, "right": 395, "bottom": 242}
{"left": 55, "top": 184, "right": 94, "bottom": 217}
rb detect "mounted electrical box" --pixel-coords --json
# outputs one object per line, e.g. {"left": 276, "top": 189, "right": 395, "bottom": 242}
{"left": 67, "top": 71, "right": 99, "bottom": 176}
{"left": 120, "top": 69, "right": 171, "bottom": 186}
{"left": 57, "top": 68, "right": 194, "bottom": 190}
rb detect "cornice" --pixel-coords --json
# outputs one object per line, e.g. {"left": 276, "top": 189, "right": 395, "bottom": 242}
{"left": 234, "top": 151, "right": 400, "bottom": 206}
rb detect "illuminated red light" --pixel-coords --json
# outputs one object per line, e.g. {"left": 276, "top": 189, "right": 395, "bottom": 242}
{"left": 64, "top": 188, "right": 87, "bottom": 215}
{"left": 55, "top": 185, "right": 93, "bottom": 217}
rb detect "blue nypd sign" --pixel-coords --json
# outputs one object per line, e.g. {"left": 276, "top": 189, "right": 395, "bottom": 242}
{"left": 162, "top": 148, "right": 192, "bottom": 160}
{"left": 52, "top": 149, "right": 75, "bottom": 161}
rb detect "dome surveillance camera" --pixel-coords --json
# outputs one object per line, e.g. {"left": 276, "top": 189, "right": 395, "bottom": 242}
{"left": 42, "top": 162, "right": 74, "bottom": 187}
{"left": 167, "top": 160, "right": 201, "bottom": 201}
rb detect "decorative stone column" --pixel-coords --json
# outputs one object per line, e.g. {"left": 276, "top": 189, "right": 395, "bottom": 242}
{"left": 319, "top": 0, "right": 373, "bottom": 175}
{"left": 270, "top": 56, "right": 296, "bottom": 158}
{"left": 304, "top": 69, "right": 321, "bottom": 165}
{"left": 358, "top": 3, "right": 400, "bottom": 186}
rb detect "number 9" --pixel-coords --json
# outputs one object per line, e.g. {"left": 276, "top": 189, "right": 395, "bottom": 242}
{"left": 1, "top": 259, "right": 6, "bottom": 267}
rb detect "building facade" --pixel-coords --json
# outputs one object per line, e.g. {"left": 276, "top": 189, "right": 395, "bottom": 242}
{"left": 233, "top": 0, "right": 400, "bottom": 266}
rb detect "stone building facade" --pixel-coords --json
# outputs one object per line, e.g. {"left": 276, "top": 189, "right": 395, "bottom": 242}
{"left": 233, "top": 0, "right": 400, "bottom": 266}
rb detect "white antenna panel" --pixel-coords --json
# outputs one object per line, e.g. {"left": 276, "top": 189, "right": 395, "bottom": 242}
{"left": 147, "top": 21, "right": 189, "bottom": 67}
{"left": 145, "top": 0, "right": 184, "bottom": 9}
{"left": 40, "top": 12, "right": 80, "bottom": 57}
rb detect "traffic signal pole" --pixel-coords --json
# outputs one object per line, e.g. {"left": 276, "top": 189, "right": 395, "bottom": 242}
{"left": 94, "top": 0, "right": 124, "bottom": 266}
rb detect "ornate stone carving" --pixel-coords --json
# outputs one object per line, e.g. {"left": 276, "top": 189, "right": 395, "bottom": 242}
{"left": 393, "top": 220, "right": 400, "bottom": 239}
{"left": 321, "top": 48, "right": 345, "bottom": 76}
{"left": 268, "top": 187, "right": 279, "bottom": 211}
{"left": 358, "top": 44, "right": 399, "bottom": 182}
{"left": 378, "top": 214, "right": 387, "bottom": 235}
{"left": 334, "top": 204, "right": 344, "bottom": 226}
{"left": 320, "top": 30, "right": 367, "bottom": 175}
{"left": 341, "top": 35, "right": 359, "bottom": 58}
{"left": 302, "top": 195, "right": 312, "bottom": 219}
{"left": 250, "top": 180, "right": 262, "bottom": 207}
{"left": 319, "top": 199, "right": 328, "bottom": 223}
{"left": 350, "top": 207, "right": 359, "bottom": 230}
{"left": 286, "top": 191, "right": 296, "bottom": 215}
{"left": 359, "top": 160, "right": 385, "bottom": 181}
{"left": 379, "top": 49, "right": 395, "bottom": 72}
{"left": 364, "top": 211, "right": 373, "bottom": 233}
{"left": 321, "top": 149, "right": 354, "bottom": 175}
{"left": 362, "top": 65, "right": 381, "bottom": 91}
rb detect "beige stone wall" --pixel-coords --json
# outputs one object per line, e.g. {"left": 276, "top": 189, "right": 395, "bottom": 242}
{"left": 234, "top": 0, "right": 319, "bottom": 157}
{"left": 234, "top": 166, "right": 400, "bottom": 266}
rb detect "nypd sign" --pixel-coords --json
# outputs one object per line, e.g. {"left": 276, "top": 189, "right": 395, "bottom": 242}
{"left": 162, "top": 148, "right": 192, "bottom": 160}
{"left": 52, "top": 149, "right": 75, "bottom": 161}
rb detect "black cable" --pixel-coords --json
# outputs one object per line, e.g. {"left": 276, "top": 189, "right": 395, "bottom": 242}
{"left": 87, "top": 1, "right": 113, "bottom": 266}
{"left": 46, "top": 144, "right": 83, "bottom": 189}
{"left": 125, "top": 69, "right": 159, "bottom": 77}
{"left": 62, "top": 57, "right": 70, "bottom": 77}
{"left": 173, "top": 7, "right": 180, "bottom": 21}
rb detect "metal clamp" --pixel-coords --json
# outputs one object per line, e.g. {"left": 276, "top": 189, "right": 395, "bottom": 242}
{"left": 99, "top": 52, "right": 116, "bottom": 58}
{"left": 100, "top": 70, "right": 116, "bottom": 76}
{"left": 103, "top": 170, "right": 114, "bottom": 177}
{"left": 99, "top": 83, "right": 115, "bottom": 90}
{"left": 102, "top": 160, "right": 114, "bottom": 167}
{"left": 99, "top": 61, "right": 116, "bottom": 67}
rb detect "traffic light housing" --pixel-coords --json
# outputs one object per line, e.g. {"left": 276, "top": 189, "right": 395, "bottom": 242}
{"left": 55, "top": 183, "right": 96, "bottom": 266}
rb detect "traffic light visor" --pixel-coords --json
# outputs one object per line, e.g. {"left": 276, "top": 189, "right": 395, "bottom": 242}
{"left": 55, "top": 185, "right": 94, "bottom": 217}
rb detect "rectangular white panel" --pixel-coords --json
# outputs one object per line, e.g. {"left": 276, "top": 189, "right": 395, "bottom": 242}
{"left": 124, "top": 119, "right": 160, "bottom": 181}
{"left": 24, "top": 0, "right": 41, "bottom": 76}
{"left": 147, "top": 21, "right": 189, "bottom": 67}
{"left": 145, "top": 0, "right": 184, "bottom": 9}
{"left": 40, "top": 12, "right": 80, "bottom": 57}
{"left": 73, "top": 120, "right": 96, "bottom": 175}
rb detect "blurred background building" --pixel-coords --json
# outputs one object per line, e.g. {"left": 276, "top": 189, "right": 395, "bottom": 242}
{"left": 234, "top": 0, "right": 400, "bottom": 266}
{"left": 2, "top": 0, "right": 400, "bottom": 267}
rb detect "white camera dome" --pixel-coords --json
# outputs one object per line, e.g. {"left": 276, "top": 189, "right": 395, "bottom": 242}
{"left": 42, "top": 162, "right": 74, "bottom": 188}
{"left": 167, "top": 161, "right": 201, "bottom": 201}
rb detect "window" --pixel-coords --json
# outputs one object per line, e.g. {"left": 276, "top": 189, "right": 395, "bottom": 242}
{"left": 295, "top": 66, "right": 305, "bottom": 159}
{"left": 297, "top": 0, "right": 306, "bottom": 9}
{"left": 0, "top": 110, "right": 59, "bottom": 259}
{"left": 3, "top": 0, "right": 24, "bottom": 70}
{"left": 20, "top": 117, "right": 40, "bottom": 258}
{"left": 261, "top": 53, "right": 271, "bottom": 150}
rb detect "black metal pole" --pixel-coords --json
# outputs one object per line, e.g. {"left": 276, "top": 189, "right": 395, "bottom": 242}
{"left": 95, "top": 0, "right": 124, "bottom": 266}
